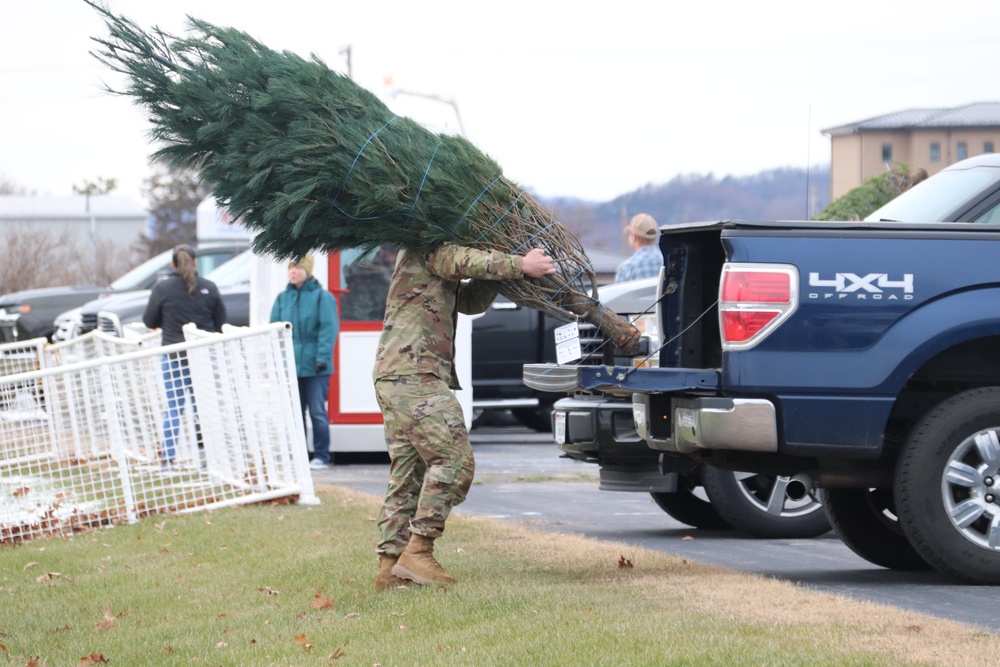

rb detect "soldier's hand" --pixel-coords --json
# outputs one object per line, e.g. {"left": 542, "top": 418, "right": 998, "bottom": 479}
{"left": 521, "top": 248, "right": 556, "bottom": 278}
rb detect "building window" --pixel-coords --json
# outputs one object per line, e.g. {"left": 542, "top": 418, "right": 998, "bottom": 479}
{"left": 957, "top": 142, "right": 968, "bottom": 160}
{"left": 986, "top": 141, "right": 995, "bottom": 154}
{"left": 930, "top": 143, "right": 941, "bottom": 162}
{"left": 881, "top": 143, "right": 893, "bottom": 162}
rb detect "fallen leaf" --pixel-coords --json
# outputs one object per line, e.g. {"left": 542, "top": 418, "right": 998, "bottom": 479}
{"left": 294, "top": 633, "right": 313, "bottom": 654}
{"left": 310, "top": 594, "right": 334, "bottom": 610}
{"left": 36, "top": 571, "right": 61, "bottom": 582}
{"left": 399, "top": 625, "right": 409, "bottom": 631}
{"left": 95, "top": 606, "right": 116, "bottom": 631}
{"left": 0, "top": 644, "right": 6, "bottom": 656}
{"left": 618, "top": 555, "right": 634, "bottom": 569}
{"left": 345, "top": 613, "right": 360, "bottom": 619}
{"left": 216, "top": 642, "right": 228, "bottom": 648}
{"left": 12, "top": 487, "right": 29, "bottom": 497}
{"left": 23, "top": 562, "right": 39, "bottom": 571}
{"left": 330, "top": 641, "right": 348, "bottom": 659}
{"left": 259, "top": 586, "right": 280, "bottom": 596}
{"left": 80, "top": 653, "right": 108, "bottom": 664}
{"left": 26, "top": 657, "right": 39, "bottom": 667}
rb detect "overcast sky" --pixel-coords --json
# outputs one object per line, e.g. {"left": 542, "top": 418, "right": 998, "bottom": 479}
{"left": 2, "top": 1, "right": 998, "bottom": 206}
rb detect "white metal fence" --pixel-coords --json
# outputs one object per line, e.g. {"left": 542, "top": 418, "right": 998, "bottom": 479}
{"left": 0, "top": 323, "right": 317, "bottom": 545}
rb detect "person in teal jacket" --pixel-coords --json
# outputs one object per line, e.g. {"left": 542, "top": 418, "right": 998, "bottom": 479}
{"left": 270, "top": 254, "right": 339, "bottom": 468}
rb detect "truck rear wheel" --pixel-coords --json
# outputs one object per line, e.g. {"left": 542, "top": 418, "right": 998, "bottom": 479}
{"left": 650, "top": 474, "right": 729, "bottom": 530}
{"left": 895, "top": 387, "right": 1000, "bottom": 584}
{"left": 823, "top": 488, "right": 929, "bottom": 570}
{"left": 702, "top": 467, "right": 831, "bottom": 539}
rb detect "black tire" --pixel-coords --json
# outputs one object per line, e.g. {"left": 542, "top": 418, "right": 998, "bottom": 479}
{"left": 823, "top": 488, "right": 929, "bottom": 571}
{"left": 895, "top": 387, "right": 1000, "bottom": 584}
{"left": 513, "top": 403, "right": 554, "bottom": 433}
{"left": 702, "top": 467, "right": 832, "bottom": 539}
{"left": 471, "top": 407, "right": 487, "bottom": 429}
{"left": 650, "top": 474, "right": 730, "bottom": 530}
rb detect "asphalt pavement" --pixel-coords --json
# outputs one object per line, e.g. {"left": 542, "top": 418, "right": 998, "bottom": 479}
{"left": 314, "top": 422, "right": 1000, "bottom": 634}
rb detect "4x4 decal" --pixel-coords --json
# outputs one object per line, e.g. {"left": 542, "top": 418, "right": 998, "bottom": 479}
{"left": 807, "top": 272, "right": 914, "bottom": 300}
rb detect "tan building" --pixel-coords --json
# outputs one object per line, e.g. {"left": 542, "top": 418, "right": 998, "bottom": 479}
{"left": 822, "top": 102, "right": 1000, "bottom": 199}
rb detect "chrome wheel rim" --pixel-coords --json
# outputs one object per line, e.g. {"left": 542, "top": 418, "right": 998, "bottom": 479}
{"left": 732, "top": 471, "right": 823, "bottom": 518}
{"left": 941, "top": 427, "right": 1000, "bottom": 550}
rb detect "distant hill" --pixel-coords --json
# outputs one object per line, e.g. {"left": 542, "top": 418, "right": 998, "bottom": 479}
{"left": 543, "top": 165, "right": 830, "bottom": 252}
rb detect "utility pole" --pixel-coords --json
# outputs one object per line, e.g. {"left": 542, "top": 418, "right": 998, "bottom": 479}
{"left": 338, "top": 45, "right": 352, "bottom": 80}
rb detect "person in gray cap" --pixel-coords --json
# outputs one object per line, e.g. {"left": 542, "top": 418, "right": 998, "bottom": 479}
{"left": 615, "top": 213, "right": 662, "bottom": 282}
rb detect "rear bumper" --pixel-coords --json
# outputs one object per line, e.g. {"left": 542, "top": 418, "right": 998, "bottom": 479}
{"left": 553, "top": 395, "right": 673, "bottom": 491}
{"left": 635, "top": 394, "right": 778, "bottom": 454}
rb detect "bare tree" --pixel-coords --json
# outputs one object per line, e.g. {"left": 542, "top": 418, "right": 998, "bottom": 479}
{"left": 0, "top": 175, "right": 35, "bottom": 196}
{"left": 72, "top": 177, "right": 118, "bottom": 198}
{"left": 0, "top": 225, "right": 78, "bottom": 293}
{"left": 140, "top": 166, "right": 209, "bottom": 257}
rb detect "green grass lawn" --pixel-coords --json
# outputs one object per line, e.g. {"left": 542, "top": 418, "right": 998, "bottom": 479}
{"left": 0, "top": 485, "right": 994, "bottom": 666}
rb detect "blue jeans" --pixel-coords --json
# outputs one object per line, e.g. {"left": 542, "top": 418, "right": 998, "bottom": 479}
{"left": 299, "top": 374, "right": 332, "bottom": 463}
{"left": 161, "top": 352, "right": 194, "bottom": 462}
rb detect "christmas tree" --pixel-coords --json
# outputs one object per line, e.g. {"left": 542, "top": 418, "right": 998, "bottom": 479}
{"left": 86, "top": 2, "right": 639, "bottom": 350}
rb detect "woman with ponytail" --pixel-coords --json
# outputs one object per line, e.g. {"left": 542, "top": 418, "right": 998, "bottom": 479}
{"left": 143, "top": 244, "right": 227, "bottom": 468}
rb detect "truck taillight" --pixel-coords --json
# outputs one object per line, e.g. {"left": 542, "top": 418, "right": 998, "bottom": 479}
{"left": 721, "top": 271, "right": 791, "bottom": 303}
{"left": 719, "top": 264, "right": 799, "bottom": 350}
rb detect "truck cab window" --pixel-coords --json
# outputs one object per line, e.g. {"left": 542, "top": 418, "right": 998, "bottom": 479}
{"left": 339, "top": 244, "right": 399, "bottom": 322}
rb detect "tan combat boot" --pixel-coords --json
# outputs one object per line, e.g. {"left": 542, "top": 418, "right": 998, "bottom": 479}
{"left": 391, "top": 534, "right": 457, "bottom": 585}
{"left": 374, "top": 555, "right": 409, "bottom": 592}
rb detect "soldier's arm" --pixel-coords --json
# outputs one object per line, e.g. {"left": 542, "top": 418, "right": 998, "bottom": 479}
{"left": 425, "top": 242, "right": 523, "bottom": 281}
{"left": 428, "top": 242, "right": 556, "bottom": 314}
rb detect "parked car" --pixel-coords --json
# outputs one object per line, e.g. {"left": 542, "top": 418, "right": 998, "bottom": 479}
{"left": 551, "top": 277, "right": 831, "bottom": 539}
{"left": 88, "top": 249, "right": 252, "bottom": 339}
{"left": 50, "top": 242, "right": 248, "bottom": 341}
{"left": 471, "top": 295, "right": 563, "bottom": 431}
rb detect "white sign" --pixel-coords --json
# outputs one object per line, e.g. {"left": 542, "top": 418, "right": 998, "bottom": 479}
{"left": 554, "top": 321, "right": 582, "bottom": 364}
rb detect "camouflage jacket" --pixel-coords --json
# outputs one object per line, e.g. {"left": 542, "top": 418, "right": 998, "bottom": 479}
{"left": 373, "top": 242, "right": 523, "bottom": 389}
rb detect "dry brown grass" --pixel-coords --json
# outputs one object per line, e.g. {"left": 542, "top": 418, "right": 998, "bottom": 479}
{"left": 333, "top": 484, "right": 999, "bottom": 667}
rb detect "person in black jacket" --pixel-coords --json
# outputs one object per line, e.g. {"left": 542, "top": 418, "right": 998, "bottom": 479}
{"left": 143, "top": 245, "right": 226, "bottom": 467}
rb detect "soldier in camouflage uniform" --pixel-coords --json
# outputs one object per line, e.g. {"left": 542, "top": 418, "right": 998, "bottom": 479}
{"left": 372, "top": 241, "right": 555, "bottom": 590}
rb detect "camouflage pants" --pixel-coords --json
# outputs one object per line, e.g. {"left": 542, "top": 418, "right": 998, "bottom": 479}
{"left": 374, "top": 374, "right": 474, "bottom": 557}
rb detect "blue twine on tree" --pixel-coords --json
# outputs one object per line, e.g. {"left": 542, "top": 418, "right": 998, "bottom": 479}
{"left": 454, "top": 176, "right": 503, "bottom": 234}
{"left": 511, "top": 221, "right": 556, "bottom": 253}
{"left": 475, "top": 191, "right": 524, "bottom": 242}
{"left": 403, "top": 142, "right": 443, "bottom": 229}
{"left": 330, "top": 116, "right": 399, "bottom": 205}
{"left": 324, "top": 198, "right": 385, "bottom": 222}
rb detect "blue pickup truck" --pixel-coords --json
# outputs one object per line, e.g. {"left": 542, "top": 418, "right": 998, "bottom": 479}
{"left": 525, "top": 153, "right": 1000, "bottom": 584}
